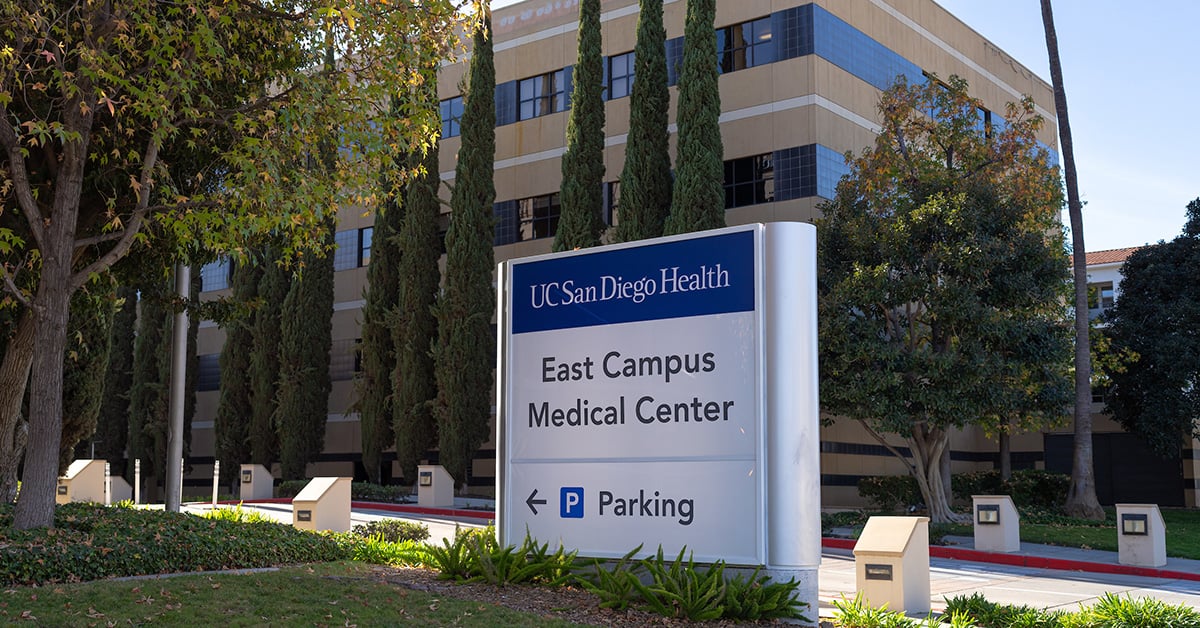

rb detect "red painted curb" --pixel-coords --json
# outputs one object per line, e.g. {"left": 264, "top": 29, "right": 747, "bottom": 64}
{"left": 209, "top": 499, "right": 496, "bottom": 522}
{"left": 821, "top": 537, "right": 1200, "bottom": 582}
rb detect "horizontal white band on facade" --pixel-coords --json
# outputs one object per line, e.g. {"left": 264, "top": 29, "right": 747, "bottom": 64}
{"left": 440, "top": 94, "right": 879, "bottom": 180}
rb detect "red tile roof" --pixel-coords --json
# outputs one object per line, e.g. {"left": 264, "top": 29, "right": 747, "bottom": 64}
{"left": 1082, "top": 247, "right": 1142, "bottom": 266}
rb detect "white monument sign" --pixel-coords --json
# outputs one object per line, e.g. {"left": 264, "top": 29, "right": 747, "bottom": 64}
{"left": 497, "top": 223, "right": 820, "bottom": 590}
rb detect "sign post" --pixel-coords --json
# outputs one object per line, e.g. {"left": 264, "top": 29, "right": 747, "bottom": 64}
{"left": 496, "top": 223, "right": 820, "bottom": 607}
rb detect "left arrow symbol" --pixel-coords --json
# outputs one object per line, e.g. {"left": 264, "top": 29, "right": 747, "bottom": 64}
{"left": 526, "top": 489, "right": 548, "bottom": 515}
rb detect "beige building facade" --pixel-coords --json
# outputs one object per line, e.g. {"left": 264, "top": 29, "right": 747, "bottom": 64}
{"left": 191, "top": 0, "right": 1197, "bottom": 509}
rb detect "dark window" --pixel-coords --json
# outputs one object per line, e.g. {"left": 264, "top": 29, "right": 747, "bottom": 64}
{"left": 440, "top": 97, "right": 463, "bottom": 138}
{"left": 518, "top": 193, "right": 561, "bottom": 241}
{"left": 724, "top": 154, "right": 775, "bottom": 208}
{"left": 518, "top": 70, "right": 566, "bottom": 120}
{"left": 607, "top": 52, "right": 635, "bottom": 100}
{"left": 197, "top": 354, "right": 220, "bottom": 391}
{"left": 718, "top": 16, "right": 774, "bottom": 73}
{"left": 359, "top": 227, "right": 373, "bottom": 266}
{"left": 604, "top": 181, "right": 621, "bottom": 227}
{"left": 665, "top": 37, "right": 685, "bottom": 86}
{"left": 199, "top": 259, "right": 231, "bottom": 292}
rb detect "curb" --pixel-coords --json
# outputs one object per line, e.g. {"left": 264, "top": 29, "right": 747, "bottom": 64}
{"left": 212, "top": 499, "right": 496, "bottom": 522}
{"left": 821, "top": 538, "right": 1200, "bottom": 582}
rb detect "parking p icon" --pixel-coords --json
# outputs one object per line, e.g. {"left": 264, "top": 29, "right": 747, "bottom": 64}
{"left": 560, "top": 487, "right": 584, "bottom": 518}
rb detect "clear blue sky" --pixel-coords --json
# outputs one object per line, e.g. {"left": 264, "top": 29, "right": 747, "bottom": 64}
{"left": 489, "top": 0, "right": 1197, "bottom": 251}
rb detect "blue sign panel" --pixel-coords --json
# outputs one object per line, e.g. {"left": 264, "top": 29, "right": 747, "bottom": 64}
{"left": 561, "top": 487, "right": 585, "bottom": 518}
{"left": 511, "top": 230, "right": 755, "bottom": 334}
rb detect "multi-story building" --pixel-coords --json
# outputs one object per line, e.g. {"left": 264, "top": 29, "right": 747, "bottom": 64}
{"left": 196, "top": 0, "right": 1188, "bottom": 507}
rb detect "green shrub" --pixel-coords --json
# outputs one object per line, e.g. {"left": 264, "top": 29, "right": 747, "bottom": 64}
{"left": 348, "top": 538, "right": 432, "bottom": 567}
{"left": 273, "top": 481, "right": 411, "bottom": 502}
{"left": 857, "top": 475, "right": 922, "bottom": 512}
{"left": 577, "top": 545, "right": 645, "bottom": 611}
{"left": 0, "top": 503, "right": 348, "bottom": 586}
{"left": 722, "top": 567, "right": 808, "bottom": 621}
{"left": 950, "top": 470, "right": 1070, "bottom": 510}
{"left": 1083, "top": 592, "right": 1200, "bottom": 628}
{"left": 351, "top": 519, "right": 429, "bottom": 543}
{"left": 632, "top": 547, "right": 727, "bottom": 622}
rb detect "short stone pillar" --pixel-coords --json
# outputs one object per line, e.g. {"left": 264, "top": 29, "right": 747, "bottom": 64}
{"left": 972, "top": 495, "right": 1020, "bottom": 553}
{"left": 1116, "top": 504, "right": 1166, "bottom": 567}
{"left": 854, "top": 516, "right": 930, "bottom": 615}
{"left": 107, "top": 475, "right": 133, "bottom": 504}
{"left": 240, "top": 464, "right": 274, "bottom": 500}
{"left": 56, "top": 459, "right": 107, "bottom": 504}
{"left": 416, "top": 465, "right": 454, "bottom": 508}
{"left": 292, "top": 477, "right": 352, "bottom": 532}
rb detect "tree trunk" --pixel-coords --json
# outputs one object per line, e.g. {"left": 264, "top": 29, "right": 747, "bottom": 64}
{"left": 13, "top": 256, "right": 74, "bottom": 529}
{"left": 1041, "top": 0, "right": 1103, "bottom": 520}
{"left": 909, "top": 424, "right": 967, "bottom": 524}
{"left": 0, "top": 310, "right": 35, "bottom": 503}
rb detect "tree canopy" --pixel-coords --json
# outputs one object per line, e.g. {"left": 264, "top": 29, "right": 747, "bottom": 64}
{"left": 1104, "top": 199, "right": 1200, "bottom": 457}
{"left": 817, "top": 76, "right": 1072, "bottom": 523}
{"left": 0, "top": 0, "right": 468, "bottom": 528}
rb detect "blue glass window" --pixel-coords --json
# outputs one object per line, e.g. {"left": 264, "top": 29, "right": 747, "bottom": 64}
{"left": 495, "top": 80, "right": 519, "bottom": 126}
{"left": 333, "top": 227, "right": 372, "bottom": 271}
{"left": 607, "top": 51, "right": 635, "bottom": 100}
{"left": 815, "top": 144, "right": 849, "bottom": 199}
{"left": 717, "top": 16, "right": 774, "bottom": 73}
{"left": 197, "top": 354, "right": 220, "bottom": 391}
{"left": 199, "top": 259, "right": 231, "bottom": 292}
{"left": 812, "top": 5, "right": 925, "bottom": 91}
{"left": 494, "top": 200, "right": 519, "bottom": 246}
{"left": 518, "top": 70, "right": 567, "bottom": 120}
{"left": 440, "top": 97, "right": 463, "bottom": 138}
{"left": 665, "top": 37, "right": 685, "bottom": 86}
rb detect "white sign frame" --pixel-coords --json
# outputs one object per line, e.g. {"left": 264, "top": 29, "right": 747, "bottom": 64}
{"left": 496, "top": 223, "right": 820, "bottom": 578}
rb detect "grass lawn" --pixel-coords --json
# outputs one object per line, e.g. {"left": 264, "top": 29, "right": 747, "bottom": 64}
{"left": 937, "top": 508, "right": 1200, "bottom": 560}
{"left": 0, "top": 562, "right": 574, "bottom": 627}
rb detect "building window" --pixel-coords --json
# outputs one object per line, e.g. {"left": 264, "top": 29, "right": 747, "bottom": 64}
{"left": 333, "top": 227, "right": 373, "bottom": 271}
{"left": 519, "top": 193, "right": 561, "bottom": 241}
{"left": 724, "top": 154, "right": 775, "bottom": 208}
{"left": 607, "top": 52, "right": 634, "bottom": 100}
{"left": 330, "top": 338, "right": 359, "bottom": 381}
{"left": 718, "top": 16, "right": 774, "bottom": 73}
{"left": 1088, "top": 281, "right": 1115, "bottom": 319}
{"left": 440, "top": 96, "right": 463, "bottom": 138}
{"left": 604, "top": 181, "right": 621, "bottom": 227}
{"left": 518, "top": 70, "right": 566, "bottom": 120}
{"left": 197, "top": 354, "right": 220, "bottom": 391}
{"left": 199, "top": 259, "right": 231, "bottom": 292}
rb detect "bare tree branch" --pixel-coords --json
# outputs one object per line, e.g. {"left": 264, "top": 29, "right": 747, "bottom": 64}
{"left": 0, "top": 118, "right": 48, "bottom": 248}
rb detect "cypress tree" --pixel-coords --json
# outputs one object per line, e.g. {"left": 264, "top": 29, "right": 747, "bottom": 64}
{"left": 394, "top": 138, "right": 442, "bottom": 484}
{"left": 60, "top": 276, "right": 117, "bottom": 473}
{"left": 664, "top": 0, "right": 725, "bottom": 235}
{"left": 615, "top": 0, "right": 672, "bottom": 242}
{"left": 127, "top": 286, "right": 173, "bottom": 489}
{"left": 434, "top": 14, "right": 495, "bottom": 489}
{"left": 249, "top": 245, "right": 287, "bottom": 467}
{"left": 96, "top": 285, "right": 138, "bottom": 477}
{"left": 358, "top": 144, "right": 406, "bottom": 485}
{"left": 214, "top": 260, "right": 261, "bottom": 485}
{"left": 554, "top": 0, "right": 605, "bottom": 252}
{"left": 275, "top": 218, "right": 336, "bottom": 480}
